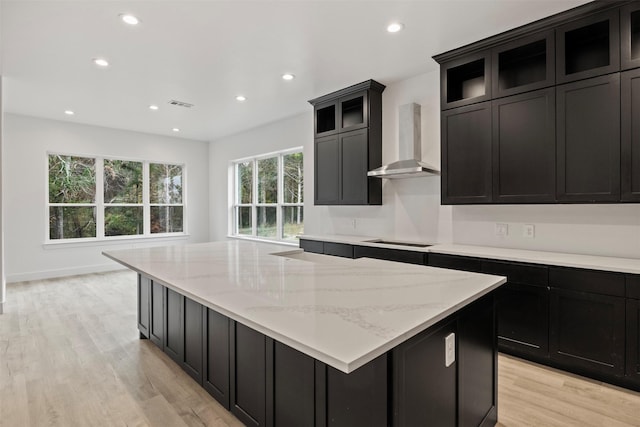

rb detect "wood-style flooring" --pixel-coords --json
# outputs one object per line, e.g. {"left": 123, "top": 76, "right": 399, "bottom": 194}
{"left": 1, "top": 270, "right": 639, "bottom": 426}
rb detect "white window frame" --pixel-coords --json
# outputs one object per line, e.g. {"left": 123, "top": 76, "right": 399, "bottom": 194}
{"left": 230, "top": 147, "right": 303, "bottom": 243}
{"left": 45, "top": 152, "right": 187, "bottom": 244}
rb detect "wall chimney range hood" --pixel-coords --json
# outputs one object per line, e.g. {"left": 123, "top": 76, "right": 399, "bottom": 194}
{"left": 368, "top": 103, "right": 439, "bottom": 179}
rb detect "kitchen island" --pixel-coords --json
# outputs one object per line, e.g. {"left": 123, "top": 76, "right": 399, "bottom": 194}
{"left": 104, "top": 240, "right": 506, "bottom": 427}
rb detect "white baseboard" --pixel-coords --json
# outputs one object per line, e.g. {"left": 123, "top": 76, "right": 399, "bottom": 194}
{"left": 6, "top": 263, "right": 128, "bottom": 283}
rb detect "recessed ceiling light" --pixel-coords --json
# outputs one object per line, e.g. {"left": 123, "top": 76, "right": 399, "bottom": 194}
{"left": 387, "top": 22, "right": 404, "bottom": 33}
{"left": 120, "top": 14, "right": 140, "bottom": 25}
{"left": 235, "top": 95, "right": 247, "bottom": 102}
{"left": 172, "top": 128, "right": 180, "bottom": 132}
{"left": 282, "top": 73, "right": 295, "bottom": 81}
{"left": 93, "top": 58, "right": 109, "bottom": 67}
{"left": 64, "top": 110, "right": 75, "bottom": 116}
{"left": 149, "top": 105, "right": 159, "bottom": 110}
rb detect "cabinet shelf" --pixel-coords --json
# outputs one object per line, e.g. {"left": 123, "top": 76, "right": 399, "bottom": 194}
{"left": 498, "top": 40, "right": 547, "bottom": 90}
{"left": 447, "top": 59, "right": 485, "bottom": 103}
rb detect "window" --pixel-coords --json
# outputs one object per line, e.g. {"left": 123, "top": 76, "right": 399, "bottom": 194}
{"left": 231, "top": 148, "right": 303, "bottom": 242}
{"left": 47, "top": 153, "right": 185, "bottom": 241}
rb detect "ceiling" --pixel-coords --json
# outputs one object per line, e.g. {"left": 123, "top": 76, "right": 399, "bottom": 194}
{"left": 1, "top": 0, "right": 591, "bottom": 142}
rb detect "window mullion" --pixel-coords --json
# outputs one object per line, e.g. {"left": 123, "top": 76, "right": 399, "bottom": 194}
{"left": 143, "top": 162, "right": 150, "bottom": 235}
{"left": 95, "top": 157, "right": 105, "bottom": 239}
{"left": 277, "top": 154, "right": 283, "bottom": 239}
{"left": 252, "top": 159, "right": 258, "bottom": 236}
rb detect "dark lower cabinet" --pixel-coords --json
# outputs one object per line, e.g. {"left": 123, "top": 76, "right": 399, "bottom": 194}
{"left": 299, "top": 239, "right": 324, "bottom": 254}
{"left": 150, "top": 280, "right": 164, "bottom": 348}
{"left": 231, "top": 322, "right": 267, "bottom": 427}
{"left": 393, "top": 321, "right": 457, "bottom": 427}
{"left": 556, "top": 73, "right": 621, "bottom": 202}
{"left": 550, "top": 288, "right": 625, "bottom": 377}
{"left": 183, "top": 297, "right": 203, "bottom": 384}
{"left": 622, "top": 68, "right": 640, "bottom": 202}
{"left": 137, "top": 275, "right": 151, "bottom": 338}
{"left": 353, "top": 245, "right": 426, "bottom": 265}
{"left": 428, "top": 253, "right": 482, "bottom": 272}
{"left": 273, "top": 343, "right": 316, "bottom": 427}
{"left": 323, "top": 242, "right": 354, "bottom": 258}
{"left": 325, "top": 355, "right": 388, "bottom": 427}
{"left": 458, "top": 296, "right": 496, "bottom": 427}
{"left": 441, "top": 101, "right": 492, "bottom": 204}
{"left": 164, "top": 287, "right": 184, "bottom": 364}
{"left": 627, "top": 299, "right": 640, "bottom": 383}
{"left": 203, "top": 308, "right": 231, "bottom": 409}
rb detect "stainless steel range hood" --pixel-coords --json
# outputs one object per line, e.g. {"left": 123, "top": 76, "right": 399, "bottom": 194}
{"left": 368, "top": 103, "right": 439, "bottom": 179}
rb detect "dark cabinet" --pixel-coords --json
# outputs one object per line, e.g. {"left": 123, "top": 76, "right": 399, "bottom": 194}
{"left": 164, "top": 287, "right": 184, "bottom": 364}
{"left": 492, "top": 30, "right": 555, "bottom": 98}
{"left": 230, "top": 322, "right": 267, "bottom": 427}
{"left": 549, "top": 267, "right": 626, "bottom": 378}
{"left": 428, "top": 253, "right": 482, "bottom": 272}
{"left": 482, "top": 260, "right": 549, "bottom": 359}
{"left": 556, "top": 9, "right": 620, "bottom": 84}
{"left": 203, "top": 308, "right": 231, "bottom": 409}
{"left": 627, "top": 275, "right": 640, "bottom": 384}
{"left": 150, "top": 280, "right": 164, "bottom": 348}
{"left": 323, "top": 242, "right": 353, "bottom": 258}
{"left": 492, "top": 88, "right": 556, "bottom": 203}
{"left": 137, "top": 275, "right": 151, "bottom": 338}
{"left": 299, "top": 239, "right": 324, "bottom": 254}
{"left": 622, "top": 68, "right": 640, "bottom": 201}
{"left": 353, "top": 245, "right": 426, "bottom": 265}
{"left": 310, "top": 80, "right": 384, "bottom": 206}
{"left": 440, "top": 50, "right": 491, "bottom": 110}
{"left": 441, "top": 101, "right": 492, "bottom": 204}
{"left": 183, "top": 297, "right": 204, "bottom": 384}
{"left": 621, "top": 2, "right": 640, "bottom": 71}
{"left": 393, "top": 321, "right": 457, "bottom": 427}
{"left": 557, "top": 73, "right": 621, "bottom": 202}
{"left": 273, "top": 342, "right": 316, "bottom": 427}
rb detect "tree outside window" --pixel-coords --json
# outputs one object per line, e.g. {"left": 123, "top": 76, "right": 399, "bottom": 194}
{"left": 232, "top": 149, "right": 303, "bottom": 242}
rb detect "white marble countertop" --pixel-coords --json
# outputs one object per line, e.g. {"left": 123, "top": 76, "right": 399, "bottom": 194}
{"left": 299, "top": 234, "right": 640, "bottom": 275}
{"left": 104, "top": 240, "right": 505, "bottom": 373}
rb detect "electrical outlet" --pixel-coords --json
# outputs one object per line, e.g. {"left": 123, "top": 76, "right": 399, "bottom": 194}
{"left": 495, "top": 223, "right": 508, "bottom": 237}
{"left": 445, "top": 333, "right": 455, "bottom": 367}
{"left": 523, "top": 224, "right": 535, "bottom": 238}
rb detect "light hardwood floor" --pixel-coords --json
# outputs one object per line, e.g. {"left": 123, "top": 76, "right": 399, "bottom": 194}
{"left": 1, "top": 271, "right": 638, "bottom": 426}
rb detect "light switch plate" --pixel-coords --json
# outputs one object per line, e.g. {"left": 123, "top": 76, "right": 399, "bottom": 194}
{"left": 445, "top": 333, "right": 455, "bottom": 367}
{"left": 523, "top": 224, "right": 535, "bottom": 238}
{"left": 495, "top": 223, "right": 508, "bottom": 237}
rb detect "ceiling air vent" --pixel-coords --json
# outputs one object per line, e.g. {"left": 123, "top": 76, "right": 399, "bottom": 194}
{"left": 168, "top": 100, "right": 194, "bottom": 108}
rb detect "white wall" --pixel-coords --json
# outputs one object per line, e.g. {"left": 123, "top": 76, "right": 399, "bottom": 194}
{"left": 3, "top": 114, "right": 210, "bottom": 282}
{"left": 209, "top": 70, "right": 640, "bottom": 260}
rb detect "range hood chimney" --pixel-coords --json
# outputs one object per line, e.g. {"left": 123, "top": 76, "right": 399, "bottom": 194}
{"left": 368, "top": 103, "right": 439, "bottom": 179}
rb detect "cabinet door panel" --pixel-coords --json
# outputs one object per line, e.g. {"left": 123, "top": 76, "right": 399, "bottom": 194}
{"left": 557, "top": 74, "right": 620, "bottom": 202}
{"left": 231, "top": 323, "right": 266, "bottom": 427}
{"left": 550, "top": 289, "right": 625, "bottom": 376}
{"left": 164, "top": 288, "right": 183, "bottom": 364}
{"left": 627, "top": 299, "right": 640, "bottom": 382}
{"left": 137, "top": 275, "right": 150, "bottom": 338}
{"left": 621, "top": 2, "right": 640, "bottom": 71}
{"left": 393, "top": 321, "right": 457, "bottom": 427}
{"left": 496, "top": 283, "right": 549, "bottom": 358}
{"left": 441, "top": 50, "right": 492, "bottom": 110}
{"left": 183, "top": 297, "right": 203, "bottom": 384}
{"left": 273, "top": 342, "right": 315, "bottom": 427}
{"left": 340, "top": 129, "right": 369, "bottom": 204}
{"left": 300, "top": 239, "right": 324, "bottom": 254}
{"left": 549, "top": 267, "right": 625, "bottom": 297}
{"left": 441, "top": 102, "right": 492, "bottom": 204}
{"left": 150, "top": 281, "right": 164, "bottom": 348}
{"left": 492, "top": 88, "right": 555, "bottom": 203}
{"left": 622, "top": 68, "right": 640, "bottom": 201}
{"left": 339, "top": 91, "right": 368, "bottom": 133}
{"left": 315, "top": 135, "right": 340, "bottom": 205}
{"left": 203, "top": 308, "right": 230, "bottom": 409}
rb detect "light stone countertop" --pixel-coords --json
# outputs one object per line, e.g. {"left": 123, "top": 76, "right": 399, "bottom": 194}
{"left": 299, "top": 234, "right": 640, "bottom": 275}
{"left": 104, "top": 240, "right": 505, "bottom": 373}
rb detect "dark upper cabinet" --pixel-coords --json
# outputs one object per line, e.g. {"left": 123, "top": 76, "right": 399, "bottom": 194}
{"left": 482, "top": 260, "right": 549, "bottom": 359}
{"left": 441, "top": 101, "right": 492, "bottom": 204}
{"left": 622, "top": 68, "right": 640, "bottom": 201}
{"left": 492, "top": 88, "right": 556, "bottom": 203}
{"left": 492, "top": 30, "right": 555, "bottom": 98}
{"left": 137, "top": 275, "right": 151, "bottom": 338}
{"left": 557, "top": 73, "right": 621, "bottom": 202}
{"left": 621, "top": 2, "right": 640, "bottom": 71}
{"left": 549, "top": 267, "right": 626, "bottom": 378}
{"left": 310, "top": 80, "right": 384, "bottom": 206}
{"left": 441, "top": 50, "right": 491, "bottom": 110}
{"left": 556, "top": 9, "right": 620, "bottom": 84}
{"left": 314, "top": 135, "right": 340, "bottom": 204}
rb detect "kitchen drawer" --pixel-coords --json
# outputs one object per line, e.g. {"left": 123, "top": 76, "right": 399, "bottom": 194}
{"left": 549, "top": 267, "right": 625, "bottom": 297}
{"left": 353, "top": 246, "right": 426, "bottom": 265}
{"left": 482, "top": 260, "right": 548, "bottom": 287}
{"left": 628, "top": 275, "right": 640, "bottom": 300}
{"left": 300, "top": 239, "right": 324, "bottom": 254}
{"left": 323, "top": 242, "right": 354, "bottom": 258}
{"left": 428, "top": 253, "right": 482, "bottom": 272}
